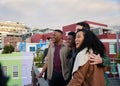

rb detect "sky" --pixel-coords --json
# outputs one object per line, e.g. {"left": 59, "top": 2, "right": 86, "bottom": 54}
{"left": 0, "top": 0, "right": 120, "bottom": 29}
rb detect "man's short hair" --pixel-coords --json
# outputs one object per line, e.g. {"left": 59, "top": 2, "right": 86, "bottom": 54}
{"left": 76, "top": 22, "right": 90, "bottom": 29}
{"left": 54, "top": 29, "right": 63, "bottom": 34}
{"left": 68, "top": 32, "right": 75, "bottom": 39}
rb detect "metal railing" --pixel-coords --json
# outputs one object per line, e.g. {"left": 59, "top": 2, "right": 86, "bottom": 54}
{"left": 31, "top": 65, "right": 49, "bottom": 86}
{"left": 106, "top": 58, "right": 120, "bottom": 78}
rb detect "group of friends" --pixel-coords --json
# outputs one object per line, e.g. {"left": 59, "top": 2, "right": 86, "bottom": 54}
{"left": 36, "top": 22, "right": 110, "bottom": 86}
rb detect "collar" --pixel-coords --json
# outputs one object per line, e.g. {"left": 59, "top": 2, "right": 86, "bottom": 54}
{"left": 51, "top": 42, "right": 66, "bottom": 47}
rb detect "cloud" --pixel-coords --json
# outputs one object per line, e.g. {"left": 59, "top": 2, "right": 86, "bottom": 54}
{"left": 0, "top": 0, "right": 120, "bottom": 29}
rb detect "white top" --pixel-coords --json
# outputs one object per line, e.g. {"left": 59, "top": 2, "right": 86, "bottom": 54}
{"left": 72, "top": 48, "right": 92, "bottom": 73}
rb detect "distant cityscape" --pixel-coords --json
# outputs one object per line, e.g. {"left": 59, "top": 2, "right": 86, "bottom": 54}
{"left": 0, "top": 20, "right": 120, "bottom": 53}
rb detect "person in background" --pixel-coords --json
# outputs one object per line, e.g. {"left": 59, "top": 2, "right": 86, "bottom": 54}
{"left": 0, "top": 63, "right": 9, "bottom": 86}
{"left": 42, "top": 37, "right": 50, "bottom": 63}
{"left": 42, "top": 37, "right": 54, "bottom": 63}
{"left": 36, "top": 35, "right": 54, "bottom": 80}
{"left": 76, "top": 22, "right": 90, "bottom": 31}
{"left": 66, "top": 32, "right": 76, "bottom": 83}
{"left": 42, "top": 36, "right": 54, "bottom": 80}
{"left": 67, "top": 29, "right": 106, "bottom": 86}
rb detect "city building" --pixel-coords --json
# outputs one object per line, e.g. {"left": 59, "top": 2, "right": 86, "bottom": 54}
{"left": 31, "top": 28, "right": 53, "bottom": 43}
{"left": 32, "top": 28, "right": 54, "bottom": 35}
{"left": 0, "top": 32, "right": 9, "bottom": 49}
{"left": 0, "top": 33, "right": 2, "bottom": 49}
{"left": 0, "top": 21, "right": 31, "bottom": 50}
{"left": 17, "top": 39, "right": 49, "bottom": 52}
{"left": 4, "top": 33, "right": 22, "bottom": 47}
{"left": 31, "top": 34, "right": 43, "bottom": 43}
{"left": 62, "top": 20, "right": 108, "bottom": 39}
{"left": 62, "top": 20, "right": 120, "bottom": 58}
{"left": 0, "top": 52, "right": 33, "bottom": 86}
{"left": 32, "top": 28, "right": 43, "bottom": 35}
{"left": 0, "top": 21, "right": 27, "bottom": 34}
{"left": 98, "top": 33, "right": 120, "bottom": 58}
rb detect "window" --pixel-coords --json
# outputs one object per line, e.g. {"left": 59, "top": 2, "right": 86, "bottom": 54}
{"left": 109, "top": 43, "right": 116, "bottom": 54}
{"left": 30, "top": 47, "right": 35, "bottom": 52}
{"left": 13, "top": 66, "right": 18, "bottom": 78}
{"left": 2, "top": 66, "right": 7, "bottom": 76}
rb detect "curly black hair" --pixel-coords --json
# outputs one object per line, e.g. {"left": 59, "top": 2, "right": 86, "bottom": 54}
{"left": 76, "top": 29, "right": 106, "bottom": 58}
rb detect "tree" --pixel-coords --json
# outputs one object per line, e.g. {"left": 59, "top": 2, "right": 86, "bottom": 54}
{"left": 33, "top": 48, "right": 44, "bottom": 67}
{"left": 2, "top": 45, "right": 14, "bottom": 54}
{"left": 9, "top": 45, "right": 14, "bottom": 53}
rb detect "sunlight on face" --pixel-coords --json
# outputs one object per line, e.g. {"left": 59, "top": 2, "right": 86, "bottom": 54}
{"left": 75, "top": 31, "right": 84, "bottom": 48}
{"left": 52, "top": 31, "right": 62, "bottom": 43}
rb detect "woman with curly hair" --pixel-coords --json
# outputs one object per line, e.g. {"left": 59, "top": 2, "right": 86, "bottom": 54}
{"left": 67, "top": 29, "right": 106, "bottom": 86}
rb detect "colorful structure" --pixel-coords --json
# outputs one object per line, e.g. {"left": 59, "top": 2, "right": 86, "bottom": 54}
{"left": 0, "top": 52, "right": 33, "bottom": 86}
{"left": 18, "top": 39, "right": 49, "bottom": 52}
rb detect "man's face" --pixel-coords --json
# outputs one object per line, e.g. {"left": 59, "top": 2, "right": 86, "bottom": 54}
{"left": 66, "top": 35, "right": 74, "bottom": 47}
{"left": 75, "top": 25, "right": 83, "bottom": 32}
{"left": 52, "top": 31, "right": 62, "bottom": 43}
{"left": 50, "top": 35, "right": 55, "bottom": 43}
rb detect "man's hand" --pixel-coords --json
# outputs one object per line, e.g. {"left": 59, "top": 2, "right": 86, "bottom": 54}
{"left": 36, "top": 73, "right": 43, "bottom": 79}
{"left": 88, "top": 53, "right": 103, "bottom": 65}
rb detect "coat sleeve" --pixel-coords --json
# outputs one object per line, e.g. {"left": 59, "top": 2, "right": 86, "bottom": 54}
{"left": 67, "top": 61, "right": 89, "bottom": 86}
{"left": 98, "top": 53, "right": 110, "bottom": 67}
{"left": 102, "top": 53, "right": 110, "bottom": 66}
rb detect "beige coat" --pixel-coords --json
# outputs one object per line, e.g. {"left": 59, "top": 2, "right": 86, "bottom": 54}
{"left": 47, "top": 43, "right": 70, "bottom": 80}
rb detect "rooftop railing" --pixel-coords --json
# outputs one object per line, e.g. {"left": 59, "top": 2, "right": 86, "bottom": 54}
{"left": 31, "top": 65, "right": 49, "bottom": 86}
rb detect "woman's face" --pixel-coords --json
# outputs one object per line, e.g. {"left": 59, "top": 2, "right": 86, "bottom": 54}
{"left": 75, "top": 31, "right": 84, "bottom": 48}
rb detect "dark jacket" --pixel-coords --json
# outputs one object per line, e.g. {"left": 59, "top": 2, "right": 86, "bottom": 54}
{"left": 0, "top": 63, "right": 9, "bottom": 86}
